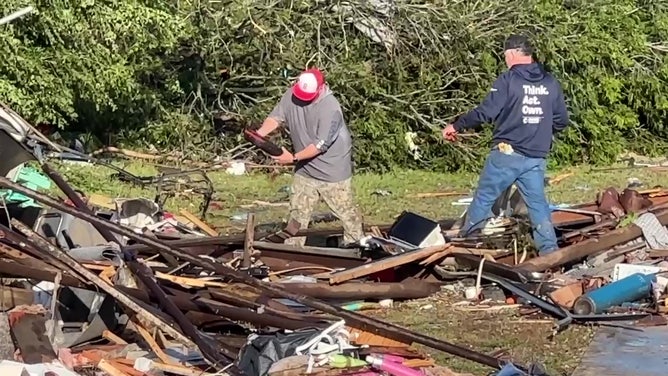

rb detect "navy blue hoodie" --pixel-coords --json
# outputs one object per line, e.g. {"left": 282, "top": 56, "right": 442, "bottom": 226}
{"left": 453, "top": 63, "right": 569, "bottom": 158}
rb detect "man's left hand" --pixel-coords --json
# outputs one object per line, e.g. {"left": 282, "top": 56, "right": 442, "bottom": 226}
{"left": 272, "top": 147, "right": 295, "bottom": 165}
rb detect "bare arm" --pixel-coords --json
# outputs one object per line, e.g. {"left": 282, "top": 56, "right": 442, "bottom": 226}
{"left": 294, "top": 144, "right": 321, "bottom": 160}
{"left": 256, "top": 117, "right": 281, "bottom": 137}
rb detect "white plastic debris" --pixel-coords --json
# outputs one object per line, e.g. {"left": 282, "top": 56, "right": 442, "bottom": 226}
{"left": 225, "top": 161, "right": 246, "bottom": 176}
{"left": 379, "top": 299, "right": 394, "bottom": 308}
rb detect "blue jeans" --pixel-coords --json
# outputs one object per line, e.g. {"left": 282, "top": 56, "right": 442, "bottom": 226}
{"left": 461, "top": 149, "right": 558, "bottom": 255}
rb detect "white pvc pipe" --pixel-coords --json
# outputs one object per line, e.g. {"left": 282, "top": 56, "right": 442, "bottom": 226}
{"left": 0, "top": 6, "right": 34, "bottom": 26}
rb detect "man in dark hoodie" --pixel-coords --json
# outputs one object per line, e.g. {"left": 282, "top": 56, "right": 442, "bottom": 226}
{"left": 442, "top": 34, "right": 569, "bottom": 255}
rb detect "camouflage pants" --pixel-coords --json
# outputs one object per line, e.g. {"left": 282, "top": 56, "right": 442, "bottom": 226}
{"left": 285, "top": 174, "right": 365, "bottom": 246}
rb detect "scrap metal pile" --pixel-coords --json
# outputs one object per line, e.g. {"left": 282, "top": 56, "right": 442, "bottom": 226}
{"left": 0, "top": 104, "right": 667, "bottom": 376}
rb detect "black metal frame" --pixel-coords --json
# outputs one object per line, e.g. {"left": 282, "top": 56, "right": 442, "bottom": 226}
{"left": 44, "top": 149, "right": 214, "bottom": 218}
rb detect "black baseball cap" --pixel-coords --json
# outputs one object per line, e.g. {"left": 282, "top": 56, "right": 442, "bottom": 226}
{"left": 504, "top": 34, "right": 534, "bottom": 55}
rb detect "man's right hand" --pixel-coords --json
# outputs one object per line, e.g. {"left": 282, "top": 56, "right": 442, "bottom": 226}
{"left": 442, "top": 124, "right": 458, "bottom": 142}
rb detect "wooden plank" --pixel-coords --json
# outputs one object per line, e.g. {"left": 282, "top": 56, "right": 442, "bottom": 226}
{"left": 572, "top": 326, "right": 668, "bottom": 376}
{"left": 108, "top": 359, "right": 147, "bottom": 376}
{"left": 407, "top": 192, "right": 468, "bottom": 199}
{"left": 648, "top": 249, "right": 668, "bottom": 258}
{"left": 242, "top": 213, "right": 255, "bottom": 268}
{"left": 450, "top": 247, "right": 510, "bottom": 257}
{"left": 518, "top": 211, "right": 668, "bottom": 271}
{"left": 347, "top": 327, "right": 409, "bottom": 348}
{"left": 132, "top": 320, "right": 179, "bottom": 366}
{"left": 155, "top": 271, "right": 234, "bottom": 289}
{"left": 328, "top": 244, "right": 452, "bottom": 285}
{"left": 102, "top": 330, "right": 128, "bottom": 345}
{"left": 403, "top": 358, "right": 436, "bottom": 368}
{"left": 179, "top": 209, "right": 218, "bottom": 236}
{"left": 548, "top": 172, "right": 574, "bottom": 185}
{"left": 419, "top": 250, "right": 452, "bottom": 266}
{"left": 98, "top": 359, "right": 132, "bottom": 376}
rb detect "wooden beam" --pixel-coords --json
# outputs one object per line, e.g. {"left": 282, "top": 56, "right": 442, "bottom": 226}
{"left": 98, "top": 359, "right": 132, "bottom": 376}
{"left": 131, "top": 320, "right": 178, "bottom": 366}
{"left": 242, "top": 213, "right": 255, "bottom": 268}
{"left": 518, "top": 211, "right": 668, "bottom": 272}
{"left": 328, "top": 244, "right": 452, "bottom": 284}
{"left": 179, "top": 209, "right": 218, "bottom": 236}
{"left": 102, "top": 330, "right": 128, "bottom": 345}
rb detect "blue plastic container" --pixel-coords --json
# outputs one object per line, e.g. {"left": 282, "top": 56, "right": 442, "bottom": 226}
{"left": 573, "top": 272, "right": 655, "bottom": 315}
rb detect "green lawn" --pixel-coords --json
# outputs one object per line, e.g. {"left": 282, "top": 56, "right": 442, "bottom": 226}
{"left": 50, "top": 160, "right": 668, "bottom": 375}
{"left": 54, "top": 160, "right": 668, "bottom": 232}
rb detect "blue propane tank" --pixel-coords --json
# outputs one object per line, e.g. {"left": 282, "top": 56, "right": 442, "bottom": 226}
{"left": 573, "top": 272, "right": 655, "bottom": 315}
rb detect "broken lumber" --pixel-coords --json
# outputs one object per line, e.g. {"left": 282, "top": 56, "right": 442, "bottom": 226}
{"left": 179, "top": 209, "right": 218, "bottom": 236}
{"left": 42, "top": 164, "right": 233, "bottom": 368}
{"left": 519, "top": 210, "right": 668, "bottom": 272}
{"left": 127, "top": 260, "right": 230, "bottom": 368}
{"left": 0, "top": 178, "right": 510, "bottom": 371}
{"left": 130, "top": 320, "right": 178, "bottom": 366}
{"left": 97, "top": 359, "right": 132, "bottom": 376}
{"left": 10, "top": 219, "right": 197, "bottom": 349}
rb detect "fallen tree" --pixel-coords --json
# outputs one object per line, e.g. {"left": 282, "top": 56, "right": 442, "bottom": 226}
{"left": 0, "top": 0, "right": 667, "bottom": 171}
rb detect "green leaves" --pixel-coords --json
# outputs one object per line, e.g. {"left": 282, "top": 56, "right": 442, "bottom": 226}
{"left": 0, "top": 0, "right": 190, "bottom": 131}
{"left": 0, "top": 0, "right": 667, "bottom": 171}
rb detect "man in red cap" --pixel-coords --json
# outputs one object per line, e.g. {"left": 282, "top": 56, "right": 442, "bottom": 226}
{"left": 255, "top": 68, "right": 364, "bottom": 247}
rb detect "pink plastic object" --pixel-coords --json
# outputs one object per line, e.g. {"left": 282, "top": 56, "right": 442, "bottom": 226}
{"left": 366, "top": 355, "right": 423, "bottom": 376}
{"left": 371, "top": 354, "right": 405, "bottom": 363}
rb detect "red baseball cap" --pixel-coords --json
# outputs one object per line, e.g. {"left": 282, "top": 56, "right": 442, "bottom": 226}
{"left": 292, "top": 68, "right": 325, "bottom": 102}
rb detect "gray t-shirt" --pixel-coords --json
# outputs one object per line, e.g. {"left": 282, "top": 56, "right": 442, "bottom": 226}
{"left": 269, "top": 86, "right": 353, "bottom": 183}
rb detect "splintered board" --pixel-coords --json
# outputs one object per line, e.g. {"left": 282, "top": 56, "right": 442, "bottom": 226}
{"left": 572, "top": 326, "right": 668, "bottom": 376}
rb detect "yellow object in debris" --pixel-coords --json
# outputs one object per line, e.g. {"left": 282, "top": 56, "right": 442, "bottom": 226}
{"left": 498, "top": 142, "right": 514, "bottom": 155}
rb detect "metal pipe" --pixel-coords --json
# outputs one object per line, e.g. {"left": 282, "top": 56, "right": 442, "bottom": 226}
{"left": 0, "top": 177, "right": 506, "bottom": 370}
{"left": 436, "top": 267, "right": 651, "bottom": 323}
{"left": 41, "top": 163, "right": 118, "bottom": 242}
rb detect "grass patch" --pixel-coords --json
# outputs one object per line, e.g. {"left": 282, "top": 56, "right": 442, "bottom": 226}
{"left": 47, "top": 160, "right": 668, "bottom": 374}
{"left": 375, "top": 295, "right": 595, "bottom": 375}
